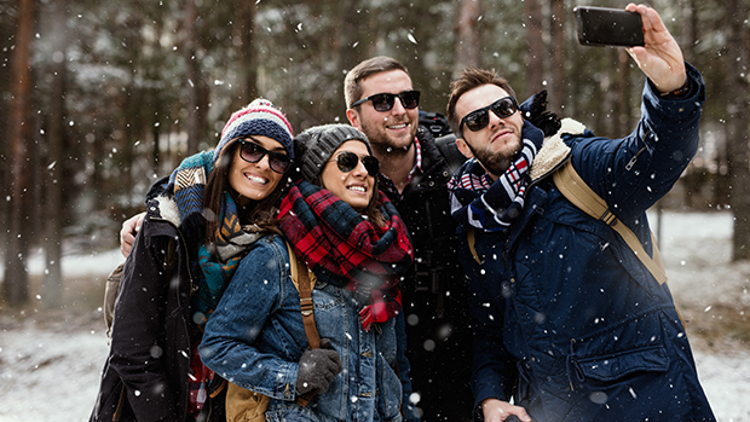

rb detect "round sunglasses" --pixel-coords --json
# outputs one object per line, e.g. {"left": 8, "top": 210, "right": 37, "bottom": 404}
{"left": 238, "top": 138, "right": 292, "bottom": 174}
{"left": 351, "top": 90, "right": 421, "bottom": 112}
{"left": 329, "top": 151, "right": 380, "bottom": 177}
{"left": 458, "top": 96, "right": 519, "bottom": 137}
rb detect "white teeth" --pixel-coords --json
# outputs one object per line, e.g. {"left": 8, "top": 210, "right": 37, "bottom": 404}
{"left": 388, "top": 123, "right": 407, "bottom": 129}
{"left": 348, "top": 186, "right": 366, "bottom": 192}
{"left": 246, "top": 174, "right": 267, "bottom": 184}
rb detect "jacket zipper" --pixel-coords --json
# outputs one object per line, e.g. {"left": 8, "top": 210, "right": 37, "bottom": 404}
{"left": 626, "top": 128, "right": 650, "bottom": 171}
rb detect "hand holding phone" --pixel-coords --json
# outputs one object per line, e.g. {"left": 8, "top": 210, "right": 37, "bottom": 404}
{"left": 575, "top": 6, "right": 644, "bottom": 47}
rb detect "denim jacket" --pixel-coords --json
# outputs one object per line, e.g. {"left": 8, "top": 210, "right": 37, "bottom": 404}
{"left": 200, "top": 235, "right": 403, "bottom": 422}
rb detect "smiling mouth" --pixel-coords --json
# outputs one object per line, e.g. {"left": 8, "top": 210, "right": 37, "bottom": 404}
{"left": 348, "top": 185, "right": 367, "bottom": 193}
{"left": 245, "top": 174, "right": 268, "bottom": 184}
{"left": 387, "top": 122, "right": 409, "bottom": 130}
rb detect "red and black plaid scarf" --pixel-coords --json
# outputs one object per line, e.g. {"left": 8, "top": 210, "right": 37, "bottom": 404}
{"left": 279, "top": 180, "right": 414, "bottom": 331}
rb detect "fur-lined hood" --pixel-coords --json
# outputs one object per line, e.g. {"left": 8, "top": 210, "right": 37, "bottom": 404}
{"left": 149, "top": 194, "right": 182, "bottom": 227}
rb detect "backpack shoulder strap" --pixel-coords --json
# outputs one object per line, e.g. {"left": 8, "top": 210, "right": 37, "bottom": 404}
{"left": 284, "top": 241, "right": 321, "bottom": 349}
{"left": 467, "top": 228, "right": 481, "bottom": 265}
{"left": 284, "top": 241, "right": 321, "bottom": 408}
{"left": 552, "top": 160, "right": 667, "bottom": 284}
{"left": 434, "top": 133, "right": 466, "bottom": 173}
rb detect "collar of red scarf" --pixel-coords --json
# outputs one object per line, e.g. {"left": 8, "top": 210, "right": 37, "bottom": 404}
{"left": 278, "top": 180, "right": 414, "bottom": 330}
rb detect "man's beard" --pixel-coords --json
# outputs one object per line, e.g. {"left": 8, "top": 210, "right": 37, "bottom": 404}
{"left": 466, "top": 141, "right": 518, "bottom": 176}
{"left": 360, "top": 119, "right": 416, "bottom": 158}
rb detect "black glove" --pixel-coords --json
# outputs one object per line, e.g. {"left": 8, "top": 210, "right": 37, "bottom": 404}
{"left": 524, "top": 90, "right": 561, "bottom": 137}
{"left": 295, "top": 343, "right": 343, "bottom": 395}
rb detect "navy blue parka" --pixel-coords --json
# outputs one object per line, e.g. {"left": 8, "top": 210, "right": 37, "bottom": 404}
{"left": 461, "top": 63, "right": 715, "bottom": 422}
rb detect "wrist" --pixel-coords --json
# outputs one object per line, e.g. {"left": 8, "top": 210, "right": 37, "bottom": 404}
{"left": 659, "top": 78, "right": 691, "bottom": 98}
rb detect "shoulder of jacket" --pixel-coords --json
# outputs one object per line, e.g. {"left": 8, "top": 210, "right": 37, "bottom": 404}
{"left": 145, "top": 195, "right": 181, "bottom": 227}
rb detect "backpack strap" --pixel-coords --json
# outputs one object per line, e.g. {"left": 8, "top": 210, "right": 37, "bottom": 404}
{"left": 467, "top": 228, "right": 481, "bottom": 265}
{"left": 552, "top": 160, "right": 667, "bottom": 285}
{"left": 285, "top": 241, "right": 321, "bottom": 407}
{"left": 434, "top": 133, "right": 466, "bottom": 174}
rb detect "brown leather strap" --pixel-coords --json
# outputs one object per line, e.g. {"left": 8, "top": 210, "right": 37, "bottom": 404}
{"left": 291, "top": 249, "right": 321, "bottom": 407}
{"left": 553, "top": 160, "right": 667, "bottom": 284}
{"left": 113, "top": 384, "right": 126, "bottom": 421}
{"left": 297, "top": 260, "right": 321, "bottom": 349}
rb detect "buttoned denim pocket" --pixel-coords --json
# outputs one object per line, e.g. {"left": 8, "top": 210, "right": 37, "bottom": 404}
{"left": 312, "top": 282, "right": 345, "bottom": 310}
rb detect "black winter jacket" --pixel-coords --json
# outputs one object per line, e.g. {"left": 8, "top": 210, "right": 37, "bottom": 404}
{"left": 385, "top": 127, "right": 475, "bottom": 421}
{"left": 90, "top": 196, "right": 224, "bottom": 422}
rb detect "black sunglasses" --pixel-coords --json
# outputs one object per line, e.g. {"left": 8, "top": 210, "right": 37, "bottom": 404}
{"left": 459, "top": 96, "right": 519, "bottom": 137}
{"left": 351, "top": 90, "right": 421, "bottom": 112}
{"left": 238, "top": 138, "right": 292, "bottom": 174}
{"left": 330, "top": 151, "right": 380, "bottom": 177}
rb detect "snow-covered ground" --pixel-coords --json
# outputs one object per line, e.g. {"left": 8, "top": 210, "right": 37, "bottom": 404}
{"left": 0, "top": 211, "right": 749, "bottom": 421}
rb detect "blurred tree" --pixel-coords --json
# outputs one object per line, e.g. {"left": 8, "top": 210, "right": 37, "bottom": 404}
{"left": 336, "top": 0, "right": 361, "bottom": 115}
{"left": 238, "top": 0, "right": 259, "bottom": 106}
{"left": 455, "top": 0, "right": 482, "bottom": 76}
{"left": 4, "top": 0, "right": 35, "bottom": 307}
{"left": 0, "top": 0, "right": 15, "bottom": 258}
{"left": 42, "top": 0, "right": 67, "bottom": 308}
{"left": 524, "top": 0, "right": 544, "bottom": 98}
{"left": 725, "top": 0, "right": 750, "bottom": 261}
{"left": 184, "top": 0, "right": 205, "bottom": 155}
{"left": 548, "top": 0, "right": 566, "bottom": 113}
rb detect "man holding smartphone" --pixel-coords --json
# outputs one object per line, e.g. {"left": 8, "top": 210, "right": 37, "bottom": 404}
{"left": 446, "top": 4, "right": 714, "bottom": 422}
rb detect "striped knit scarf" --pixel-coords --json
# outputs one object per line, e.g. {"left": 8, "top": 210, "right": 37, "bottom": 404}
{"left": 166, "top": 150, "right": 263, "bottom": 327}
{"left": 448, "top": 120, "right": 544, "bottom": 232}
{"left": 278, "top": 180, "right": 414, "bottom": 331}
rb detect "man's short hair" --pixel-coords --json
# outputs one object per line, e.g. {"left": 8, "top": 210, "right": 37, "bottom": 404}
{"left": 344, "top": 56, "right": 410, "bottom": 109}
{"left": 447, "top": 68, "right": 517, "bottom": 135}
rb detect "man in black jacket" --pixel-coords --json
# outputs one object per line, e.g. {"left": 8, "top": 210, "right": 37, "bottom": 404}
{"left": 345, "top": 56, "right": 472, "bottom": 422}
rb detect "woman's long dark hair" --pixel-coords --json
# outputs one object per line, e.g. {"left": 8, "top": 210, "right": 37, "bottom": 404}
{"left": 203, "top": 140, "right": 288, "bottom": 244}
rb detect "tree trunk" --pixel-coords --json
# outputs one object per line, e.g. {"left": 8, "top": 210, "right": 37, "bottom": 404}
{"left": 184, "top": 0, "right": 202, "bottom": 155}
{"left": 239, "top": 0, "right": 258, "bottom": 107}
{"left": 726, "top": 0, "right": 750, "bottom": 261}
{"left": 548, "top": 0, "right": 566, "bottom": 113}
{"left": 524, "top": 0, "right": 544, "bottom": 98}
{"left": 337, "top": 0, "right": 360, "bottom": 117}
{"left": 4, "top": 0, "right": 35, "bottom": 307}
{"left": 454, "top": 0, "right": 482, "bottom": 77}
{"left": 42, "top": 0, "right": 67, "bottom": 308}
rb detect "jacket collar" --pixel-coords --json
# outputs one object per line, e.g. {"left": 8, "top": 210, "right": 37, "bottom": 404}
{"left": 148, "top": 195, "right": 181, "bottom": 227}
{"left": 529, "top": 118, "right": 587, "bottom": 182}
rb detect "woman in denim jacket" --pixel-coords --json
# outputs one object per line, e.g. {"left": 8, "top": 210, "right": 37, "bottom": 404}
{"left": 200, "top": 124, "right": 414, "bottom": 422}
{"left": 90, "top": 99, "right": 296, "bottom": 422}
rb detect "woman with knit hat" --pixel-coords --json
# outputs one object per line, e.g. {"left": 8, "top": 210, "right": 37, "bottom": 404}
{"left": 90, "top": 99, "right": 296, "bottom": 422}
{"left": 200, "top": 124, "right": 414, "bottom": 422}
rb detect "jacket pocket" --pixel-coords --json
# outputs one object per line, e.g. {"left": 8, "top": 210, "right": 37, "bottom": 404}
{"left": 576, "top": 344, "right": 669, "bottom": 382}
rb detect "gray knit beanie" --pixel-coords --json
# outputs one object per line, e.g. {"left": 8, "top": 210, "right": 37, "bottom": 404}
{"left": 295, "top": 124, "right": 373, "bottom": 183}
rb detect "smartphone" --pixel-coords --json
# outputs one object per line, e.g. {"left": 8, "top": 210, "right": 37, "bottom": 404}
{"left": 574, "top": 6, "right": 644, "bottom": 47}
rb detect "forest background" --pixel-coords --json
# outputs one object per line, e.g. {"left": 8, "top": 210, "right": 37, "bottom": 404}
{"left": 0, "top": 0, "right": 749, "bottom": 313}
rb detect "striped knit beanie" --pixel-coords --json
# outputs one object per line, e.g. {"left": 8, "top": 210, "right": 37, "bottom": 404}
{"left": 294, "top": 124, "right": 372, "bottom": 183}
{"left": 216, "top": 98, "right": 295, "bottom": 161}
